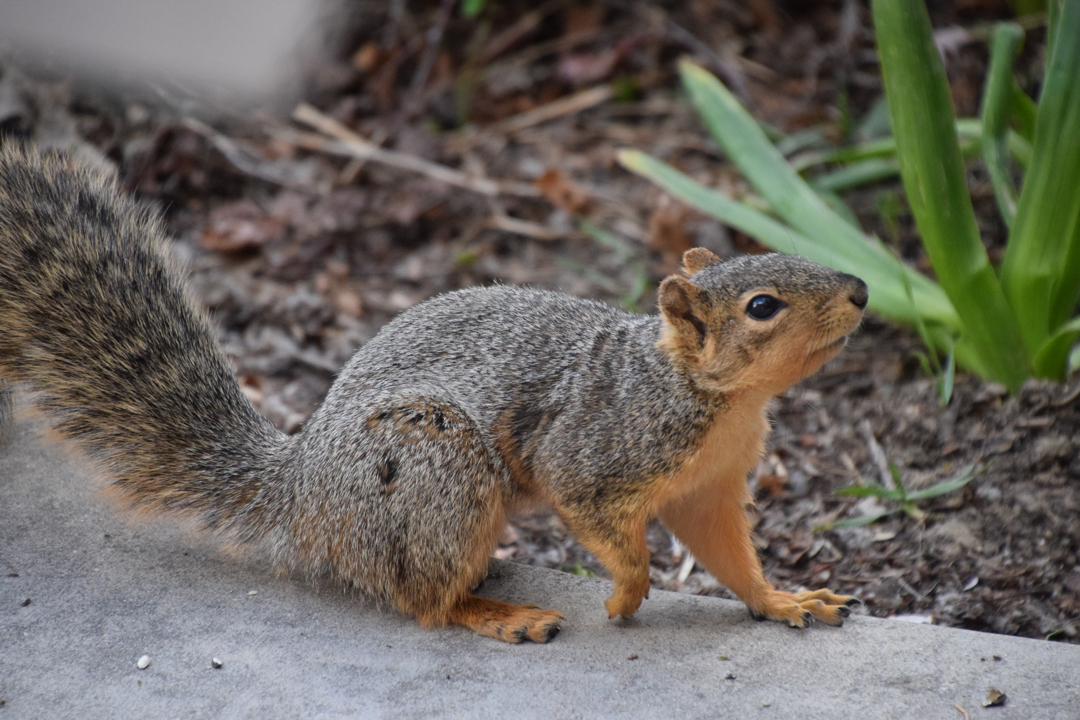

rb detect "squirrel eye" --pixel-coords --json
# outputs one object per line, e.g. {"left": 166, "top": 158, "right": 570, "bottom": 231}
{"left": 746, "top": 294, "right": 786, "bottom": 320}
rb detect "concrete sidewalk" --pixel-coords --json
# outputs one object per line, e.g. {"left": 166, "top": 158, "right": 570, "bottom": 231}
{"left": 2, "top": 425, "right": 1077, "bottom": 719}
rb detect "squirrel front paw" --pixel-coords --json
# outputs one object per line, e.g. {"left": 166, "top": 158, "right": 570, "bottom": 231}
{"left": 748, "top": 588, "right": 860, "bottom": 628}
{"left": 604, "top": 577, "right": 652, "bottom": 619}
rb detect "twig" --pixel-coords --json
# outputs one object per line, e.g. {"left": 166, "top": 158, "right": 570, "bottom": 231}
{"left": 408, "top": 0, "right": 456, "bottom": 98}
{"left": 450, "top": 85, "right": 615, "bottom": 155}
{"left": 1051, "top": 382, "right": 1080, "bottom": 407}
{"left": 488, "top": 85, "right": 615, "bottom": 135}
{"left": 478, "top": 0, "right": 567, "bottom": 64}
{"left": 484, "top": 215, "right": 574, "bottom": 241}
{"left": 675, "top": 551, "right": 696, "bottom": 583}
{"left": 181, "top": 118, "right": 326, "bottom": 192}
{"left": 858, "top": 419, "right": 893, "bottom": 489}
{"left": 664, "top": 19, "right": 753, "bottom": 107}
{"left": 290, "top": 103, "right": 538, "bottom": 198}
{"left": 487, "top": 26, "right": 609, "bottom": 71}
{"left": 954, "top": 703, "right": 969, "bottom": 720}
{"left": 339, "top": 127, "right": 387, "bottom": 184}
{"left": 670, "top": 534, "right": 684, "bottom": 562}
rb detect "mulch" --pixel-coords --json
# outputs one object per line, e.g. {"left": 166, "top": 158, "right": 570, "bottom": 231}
{"left": 3, "top": 0, "right": 1074, "bottom": 643}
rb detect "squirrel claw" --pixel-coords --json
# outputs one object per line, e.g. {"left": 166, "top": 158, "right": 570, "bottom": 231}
{"left": 537, "top": 621, "right": 562, "bottom": 642}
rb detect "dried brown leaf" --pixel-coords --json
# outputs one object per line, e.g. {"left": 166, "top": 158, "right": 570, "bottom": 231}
{"left": 646, "top": 196, "right": 694, "bottom": 256}
{"left": 983, "top": 689, "right": 1007, "bottom": 708}
{"left": 200, "top": 200, "right": 284, "bottom": 252}
{"left": 563, "top": 4, "right": 605, "bottom": 37}
{"left": 535, "top": 168, "right": 593, "bottom": 216}
{"left": 557, "top": 49, "right": 620, "bottom": 84}
{"left": 353, "top": 41, "right": 382, "bottom": 73}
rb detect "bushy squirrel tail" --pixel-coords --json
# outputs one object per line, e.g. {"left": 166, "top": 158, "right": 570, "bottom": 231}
{"left": 0, "top": 145, "right": 290, "bottom": 541}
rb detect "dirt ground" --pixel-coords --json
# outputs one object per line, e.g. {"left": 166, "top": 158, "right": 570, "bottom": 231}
{"left": 2, "top": 0, "right": 1076, "bottom": 643}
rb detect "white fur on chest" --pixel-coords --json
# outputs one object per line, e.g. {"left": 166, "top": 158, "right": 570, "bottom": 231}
{"left": 655, "top": 397, "right": 770, "bottom": 511}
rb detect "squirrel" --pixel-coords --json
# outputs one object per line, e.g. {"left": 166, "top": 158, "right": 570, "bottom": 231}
{"left": 0, "top": 144, "right": 867, "bottom": 643}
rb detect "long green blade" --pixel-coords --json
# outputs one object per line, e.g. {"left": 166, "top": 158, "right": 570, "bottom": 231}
{"left": 1010, "top": 85, "right": 1037, "bottom": 143}
{"left": 980, "top": 23, "right": 1025, "bottom": 230}
{"left": 791, "top": 120, "right": 1031, "bottom": 175}
{"left": 873, "top": 0, "right": 1029, "bottom": 390}
{"left": 1035, "top": 317, "right": 1080, "bottom": 379}
{"left": 1000, "top": 0, "right": 1080, "bottom": 378}
{"left": 679, "top": 61, "right": 879, "bottom": 263}
{"left": 904, "top": 466, "right": 976, "bottom": 500}
{"left": 810, "top": 157, "right": 900, "bottom": 193}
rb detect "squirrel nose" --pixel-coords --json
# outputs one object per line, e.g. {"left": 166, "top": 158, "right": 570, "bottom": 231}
{"left": 849, "top": 281, "right": 869, "bottom": 310}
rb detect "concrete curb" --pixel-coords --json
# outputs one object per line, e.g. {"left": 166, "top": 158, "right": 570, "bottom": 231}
{"left": 2, "top": 427, "right": 1077, "bottom": 719}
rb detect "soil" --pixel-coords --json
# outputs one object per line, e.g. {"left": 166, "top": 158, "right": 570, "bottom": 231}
{"left": 2, "top": 0, "right": 1075, "bottom": 643}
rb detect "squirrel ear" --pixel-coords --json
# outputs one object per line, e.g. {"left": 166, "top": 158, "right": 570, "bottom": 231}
{"left": 682, "top": 248, "right": 722, "bottom": 276}
{"left": 659, "top": 275, "right": 709, "bottom": 342}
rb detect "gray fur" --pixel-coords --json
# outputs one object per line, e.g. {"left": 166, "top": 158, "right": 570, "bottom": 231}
{"left": 0, "top": 144, "right": 866, "bottom": 630}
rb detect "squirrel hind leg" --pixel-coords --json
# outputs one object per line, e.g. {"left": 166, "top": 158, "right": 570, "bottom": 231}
{"left": 443, "top": 595, "right": 565, "bottom": 643}
{"left": 367, "top": 397, "right": 565, "bottom": 642}
{"left": 296, "top": 393, "right": 540, "bottom": 634}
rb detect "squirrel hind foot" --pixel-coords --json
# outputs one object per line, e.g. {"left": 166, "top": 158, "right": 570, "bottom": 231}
{"left": 444, "top": 595, "right": 565, "bottom": 643}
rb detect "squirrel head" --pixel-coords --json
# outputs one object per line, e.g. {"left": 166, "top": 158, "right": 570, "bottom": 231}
{"left": 657, "top": 248, "right": 868, "bottom": 399}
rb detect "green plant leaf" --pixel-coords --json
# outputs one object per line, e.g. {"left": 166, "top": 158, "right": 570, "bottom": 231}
{"left": 836, "top": 485, "right": 905, "bottom": 501}
{"left": 873, "top": 0, "right": 1030, "bottom": 391}
{"left": 1033, "top": 316, "right": 1080, "bottom": 375}
{"left": 579, "top": 219, "right": 633, "bottom": 257}
{"left": 825, "top": 510, "right": 894, "bottom": 529}
{"left": 855, "top": 94, "right": 892, "bottom": 142}
{"left": 981, "top": 23, "right": 1025, "bottom": 229}
{"left": 938, "top": 346, "right": 956, "bottom": 406}
{"left": 1047, "top": 0, "right": 1063, "bottom": 63}
{"left": 912, "top": 350, "right": 933, "bottom": 378}
{"left": 1000, "top": 0, "right": 1080, "bottom": 379}
{"left": 905, "top": 466, "right": 977, "bottom": 500}
{"left": 1069, "top": 345, "right": 1080, "bottom": 375}
{"left": 1010, "top": 84, "right": 1038, "bottom": 142}
{"left": 888, "top": 463, "right": 905, "bottom": 494}
{"left": 774, "top": 128, "right": 830, "bottom": 157}
{"left": 461, "top": 0, "right": 485, "bottom": 18}
{"left": 816, "top": 188, "right": 861, "bottom": 227}
{"left": 810, "top": 158, "right": 901, "bottom": 193}
{"left": 791, "top": 120, "right": 1030, "bottom": 174}
{"left": 564, "top": 563, "right": 598, "bottom": 578}
{"left": 1010, "top": 0, "right": 1045, "bottom": 18}
{"left": 677, "top": 59, "right": 847, "bottom": 239}
{"left": 790, "top": 137, "right": 899, "bottom": 172}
